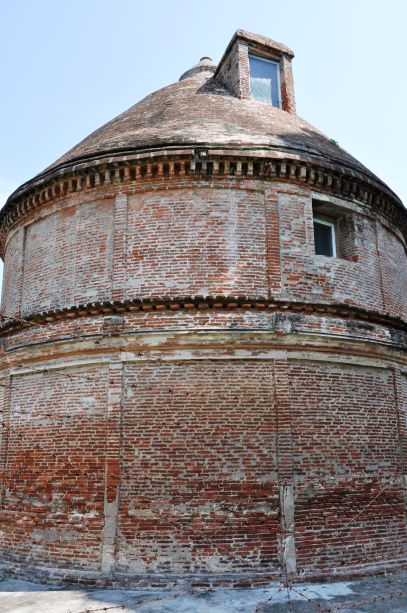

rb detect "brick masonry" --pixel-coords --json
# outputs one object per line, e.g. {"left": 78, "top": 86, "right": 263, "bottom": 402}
{"left": 0, "top": 30, "right": 406, "bottom": 587}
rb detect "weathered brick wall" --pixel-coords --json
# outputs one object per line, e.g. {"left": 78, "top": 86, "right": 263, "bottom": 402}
{"left": 0, "top": 176, "right": 406, "bottom": 584}
{"left": 125, "top": 188, "right": 267, "bottom": 299}
{"left": 215, "top": 40, "right": 244, "bottom": 98}
{"left": 0, "top": 366, "right": 108, "bottom": 569}
{"left": 1, "top": 181, "right": 406, "bottom": 321}
{"left": 0, "top": 346, "right": 406, "bottom": 582}
{"left": 2, "top": 309, "right": 403, "bottom": 353}
{"left": 289, "top": 361, "right": 406, "bottom": 572}
{"left": 397, "top": 372, "right": 407, "bottom": 473}
{"left": 278, "top": 192, "right": 385, "bottom": 312}
{"left": 20, "top": 199, "right": 114, "bottom": 317}
{"left": 280, "top": 55, "right": 296, "bottom": 113}
{"left": 1, "top": 228, "right": 24, "bottom": 318}
{"left": 378, "top": 223, "right": 407, "bottom": 320}
{"left": 118, "top": 360, "right": 279, "bottom": 574}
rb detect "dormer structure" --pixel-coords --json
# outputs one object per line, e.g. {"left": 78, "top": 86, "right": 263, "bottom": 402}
{"left": 215, "top": 29, "right": 296, "bottom": 112}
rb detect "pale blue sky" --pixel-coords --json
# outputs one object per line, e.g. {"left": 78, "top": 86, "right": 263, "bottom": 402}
{"left": 1, "top": 0, "right": 406, "bottom": 285}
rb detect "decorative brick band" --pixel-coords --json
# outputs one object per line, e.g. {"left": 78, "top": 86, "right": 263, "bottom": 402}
{"left": 1, "top": 149, "right": 405, "bottom": 256}
{"left": 1, "top": 295, "right": 407, "bottom": 339}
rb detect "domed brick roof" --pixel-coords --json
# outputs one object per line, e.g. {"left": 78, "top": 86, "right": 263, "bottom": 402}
{"left": 2, "top": 29, "right": 403, "bottom": 218}
{"left": 40, "top": 67, "right": 379, "bottom": 185}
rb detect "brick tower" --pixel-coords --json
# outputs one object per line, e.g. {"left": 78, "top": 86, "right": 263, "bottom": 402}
{"left": 0, "top": 30, "right": 406, "bottom": 586}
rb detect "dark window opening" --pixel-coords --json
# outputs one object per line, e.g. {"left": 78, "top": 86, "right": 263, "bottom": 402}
{"left": 314, "top": 218, "right": 336, "bottom": 257}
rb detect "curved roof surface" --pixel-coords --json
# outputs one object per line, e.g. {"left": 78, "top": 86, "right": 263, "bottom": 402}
{"left": 39, "top": 67, "right": 379, "bottom": 183}
{"left": 4, "top": 52, "right": 403, "bottom": 213}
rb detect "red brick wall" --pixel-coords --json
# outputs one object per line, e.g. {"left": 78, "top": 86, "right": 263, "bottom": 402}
{"left": 1, "top": 228, "right": 24, "bottom": 318}
{"left": 118, "top": 360, "right": 279, "bottom": 573}
{"left": 379, "top": 223, "right": 407, "bottom": 320}
{"left": 0, "top": 308, "right": 403, "bottom": 354}
{"left": 125, "top": 188, "right": 267, "bottom": 299}
{"left": 397, "top": 372, "right": 407, "bottom": 472}
{"left": 289, "top": 361, "right": 406, "bottom": 572}
{"left": 0, "top": 347, "right": 406, "bottom": 580}
{"left": 0, "top": 366, "right": 108, "bottom": 569}
{"left": 20, "top": 199, "right": 114, "bottom": 317}
{"left": 280, "top": 55, "right": 296, "bottom": 113}
{"left": 2, "top": 182, "right": 406, "bottom": 321}
{"left": 216, "top": 40, "right": 244, "bottom": 98}
{"left": 0, "top": 175, "right": 406, "bottom": 583}
{"left": 277, "top": 192, "right": 386, "bottom": 312}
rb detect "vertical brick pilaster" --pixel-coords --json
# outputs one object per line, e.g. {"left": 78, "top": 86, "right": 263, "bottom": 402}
{"left": 280, "top": 55, "right": 296, "bottom": 114}
{"left": 19, "top": 227, "right": 27, "bottom": 317}
{"left": 393, "top": 369, "right": 407, "bottom": 513}
{"left": 274, "top": 357, "right": 296, "bottom": 575}
{"left": 101, "top": 360, "right": 123, "bottom": 573}
{"left": 1, "top": 227, "right": 25, "bottom": 318}
{"left": 238, "top": 42, "right": 250, "bottom": 98}
{"left": 112, "top": 194, "right": 128, "bottom": 302}
{"left": 375, "top": 219, "right": 387, "bottom": 313}
{"left": 0, "top": 374, "right": 12, "bottom": 510}
{"left": 265, "top": 188, "right": 281, "bottom": 298}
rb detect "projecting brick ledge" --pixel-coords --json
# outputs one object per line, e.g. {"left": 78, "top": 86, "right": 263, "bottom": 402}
{"left": 1, "top": 296, "right": 407, "bottom": 337}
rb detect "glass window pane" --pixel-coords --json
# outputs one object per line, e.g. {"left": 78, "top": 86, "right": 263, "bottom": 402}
{"left": 249, "top": 56, "right": 280, "bottom": 107}
{"left": 314, "top": 221, "right": 334, "bottom": 257}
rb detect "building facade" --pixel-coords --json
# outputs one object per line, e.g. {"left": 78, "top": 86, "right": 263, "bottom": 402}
{"left": 0, "top": 30, "right": 406, "bottom": 585}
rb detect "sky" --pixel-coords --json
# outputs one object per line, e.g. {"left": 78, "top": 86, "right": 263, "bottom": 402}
{"left": 0, "top": 0, "right": 406, "bottom": 286}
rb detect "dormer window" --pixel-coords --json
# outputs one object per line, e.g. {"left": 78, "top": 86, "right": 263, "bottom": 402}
{"left": 249, "top": 55, "right": 281, "bottom": 107}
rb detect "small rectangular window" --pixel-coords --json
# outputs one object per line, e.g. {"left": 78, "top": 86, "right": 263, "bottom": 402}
{"left": 249, "top": 55, "right": 281, "bottom": 108}
{"left": 313, "top": 218, "right": 336, "bottom": 257}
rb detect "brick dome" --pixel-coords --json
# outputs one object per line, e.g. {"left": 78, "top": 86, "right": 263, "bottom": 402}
{"left": 4, "top": 44, "right": 402, "bottom": 214}
{"left": 39, "top": 70, "right": 381, "bottom": 181}
{"left": 0, "top": 30, "right": 406, "bottom": 588}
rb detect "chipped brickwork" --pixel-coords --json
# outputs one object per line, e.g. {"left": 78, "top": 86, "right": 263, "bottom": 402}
{"left": 1, "top": 181, "right": 406, "bottom": 320}
{"left": 289, "top": 362, "right": 407, "bottom": 573}
{"left": 20, "top": 198, "right": 114, "bottom": 316}
{"left": 117, "top": 361, "right": 279, "bottom": 574}
{"left": 0, "top": 366, "right": 108, "bottom": 570}
{"left": 125, "top": 187, "right": 267, "bottom": 298}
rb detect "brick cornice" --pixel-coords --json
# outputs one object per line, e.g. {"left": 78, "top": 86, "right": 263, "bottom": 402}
{"left": 1, "top": 148, "right": 405, "bottom": 257}
{"left": 1, "top": 295, "right": 407, "bottom": 341}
